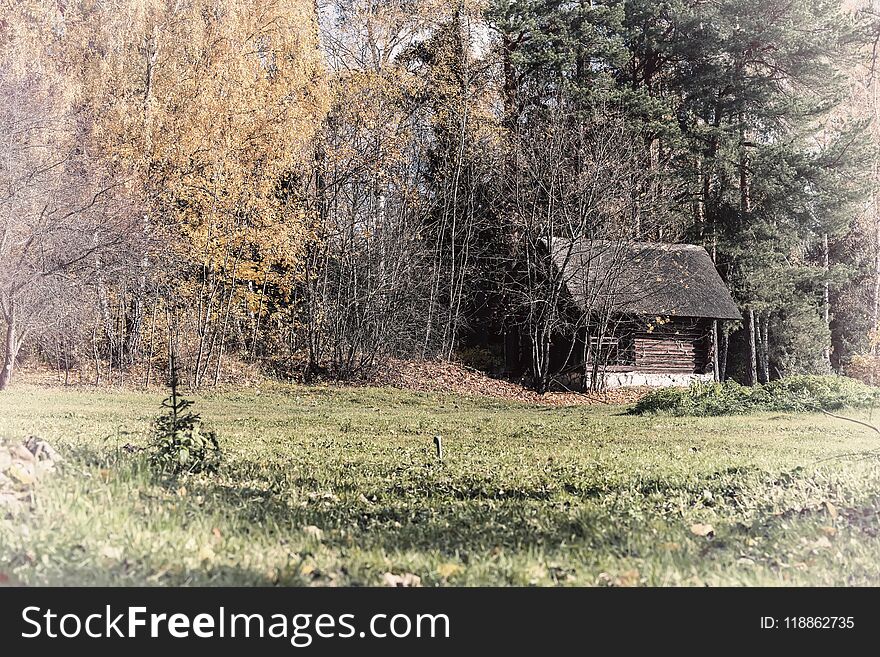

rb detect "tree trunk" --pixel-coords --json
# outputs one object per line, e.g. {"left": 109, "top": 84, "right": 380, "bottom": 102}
{"left": 871, "top": 72, "right": 880, "bottom": 363}
{"left": 719, "top": 329, "right": 729, "bottom": 382}
{"left": 213, "top": 250, "right": 241, "bottom": 386}
{"left": 531, "top": 324, "right": 551, "bottom": 394}
{"left": 125, "top": 293, "right": 144, "bottom": 366}
{"left": 822, "top": 232, "right": 832, "bottom": 369}
{"left": 92, "top": 321, "right": 101, "bottom": 386}
{"left": 0, "top": 313, "right": 17, "bottom": 391}
{"left": 758, "top": 312, "right": 770, "bottom": 383}
{"left": 95, "top": 251, "right": 115, "bottom": 366}
{"left": 712, "top": 320, "right": 720, "bottom": 382}
{"left": 695, "top": 154, "right": 705, "bottom": 238}
{"left": 144, "top": 283, "right": 160, "bottom": 389}
{"left": 501, "top": 33, "right": 518, "bottom": 138}
{"left": 62, "top": 339, "right": 70, "bottom": 386}
{"left": 250, "top": 271, "right": 269, "bottom": 361}
{"left": 748, "top": 308, "right": 758, "bottom": 386}
{"left": 55, "top": 337, "right": 63, "bottom": 383}
{"left": 738, "top": 110, "right": 751, "bottom": 213}
{"left": 500, "top": 31, "right": 520, "bottom": 194}
{"left": 872, "top": 197, "right": 880, "bottom": 385}
{"left": 873, "top": 209, "right": 880, "bottom": 359}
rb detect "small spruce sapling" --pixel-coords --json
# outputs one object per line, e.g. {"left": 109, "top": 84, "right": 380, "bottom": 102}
{"left": 151, "top": 363, "right": 221, "bottom": 474}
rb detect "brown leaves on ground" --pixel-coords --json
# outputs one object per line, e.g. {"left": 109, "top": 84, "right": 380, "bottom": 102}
{"left": 376, "top": 359, "right": 651, "bottom": 407}
{"left": 596, "top": 569, "right": 641, "bottom": 587}
{"left": 16, "top": 355, "right": 267, "bottom": 390}
{"left": 18, "top": 357, "right": 651, "bottom": 407}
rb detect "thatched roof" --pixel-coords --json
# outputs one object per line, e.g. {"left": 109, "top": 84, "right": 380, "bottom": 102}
{"left": 548, "top": 238, "right": 742, "bottom": 320}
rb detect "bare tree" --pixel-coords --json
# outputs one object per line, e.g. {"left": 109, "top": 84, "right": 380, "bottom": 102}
{"left": 303, "top": 66, "right": 432, "bottom": 378}
{"left": 0, "top": 63, "right": 135, "bottom": 390}
{"left": 505, "top": 106, "right": 678, "bottom": 393}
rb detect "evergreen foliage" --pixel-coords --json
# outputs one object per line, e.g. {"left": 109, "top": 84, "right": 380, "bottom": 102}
{"left": 3, "top": 1, "right": 879, "bottom": 391}
{"left": 150, "top": 364, "right": 221, "bottom": 474}
{"left": 486, "top": 0, "right": 874, "bottom": 383}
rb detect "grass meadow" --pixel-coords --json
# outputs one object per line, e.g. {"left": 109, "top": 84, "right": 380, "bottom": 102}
{"left": 1, "top": 383, "right": 879, "bottom": 586}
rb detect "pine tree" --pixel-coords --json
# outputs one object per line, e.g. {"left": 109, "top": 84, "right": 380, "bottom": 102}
{"left": 485, "top": 0, "right": 871, "bottom": 383}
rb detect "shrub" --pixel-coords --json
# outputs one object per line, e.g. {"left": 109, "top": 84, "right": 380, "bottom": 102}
{"left": 630, "top": 375, "right": 880, "bottom": 417}
{"left": 762, "top": 375, "right": 880, "bottom": 411}
{"left": 150, "top": 372, "right": 221, "bottom": 474}
{"left": 847, "top": 354, "right": 880, "bottom": 386}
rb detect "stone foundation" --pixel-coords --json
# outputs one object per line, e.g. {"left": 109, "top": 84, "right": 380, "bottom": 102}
{"left": 585, "top": 371, "right": 713, "bottom": 389}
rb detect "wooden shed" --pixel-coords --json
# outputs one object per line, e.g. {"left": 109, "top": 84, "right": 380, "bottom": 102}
{"left": 505, "top": 239, "right": 742, "bottom": 388}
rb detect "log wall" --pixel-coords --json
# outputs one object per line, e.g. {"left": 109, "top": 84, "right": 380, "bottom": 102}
{"left": 632, "top": 317, "right": 712, "bottom": 373}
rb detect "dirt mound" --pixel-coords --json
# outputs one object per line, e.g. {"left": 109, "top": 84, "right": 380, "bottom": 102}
{"left": 376, "top": 359, "right": 650, "bottom": 406}
{"left": 14, "top": 356, "right": 650, "bottom": 406}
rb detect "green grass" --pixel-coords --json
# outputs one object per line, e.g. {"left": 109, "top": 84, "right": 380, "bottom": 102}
{"left": 2, "top": 383, "right": 880, "bottom": 586}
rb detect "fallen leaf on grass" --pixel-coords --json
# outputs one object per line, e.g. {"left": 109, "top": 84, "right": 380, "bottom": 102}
{"left": 614, "top": 569, "right": 641, "bottom": 587}
{"left": 527, "top": 564, "right": 548, "bottom": 583}
{"left": 198, "top": 545, "right": 215, "bottom": 562}
{"left": 596, "top": 570, "right": 641, "bottom": 587}
{"left": 100, "top": 545, "right": 124, "bottom": 560}
{"left": 437, "top": 563, "right": 462, "bottom": 579}
{"left": 824, "top": 501, "right": 838, "bottom": 520}
{"left": 383, "top": 572, "right": 421, "bottom": 587}
{"left": 302, "top": 525, "right": 324, "bottom": 541}
{"left": 819, "top": 526, "right": 837, "bottom": 537}
{"left": 690, "top": 523, "right": 715, "bottom": 538}
{"left": 812, "top": 536, "right": 833, "bottom": 550}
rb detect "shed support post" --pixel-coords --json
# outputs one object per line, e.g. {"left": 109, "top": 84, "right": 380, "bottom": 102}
{"left": 713, "top": 320, "right": 720, "bottom": 382}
